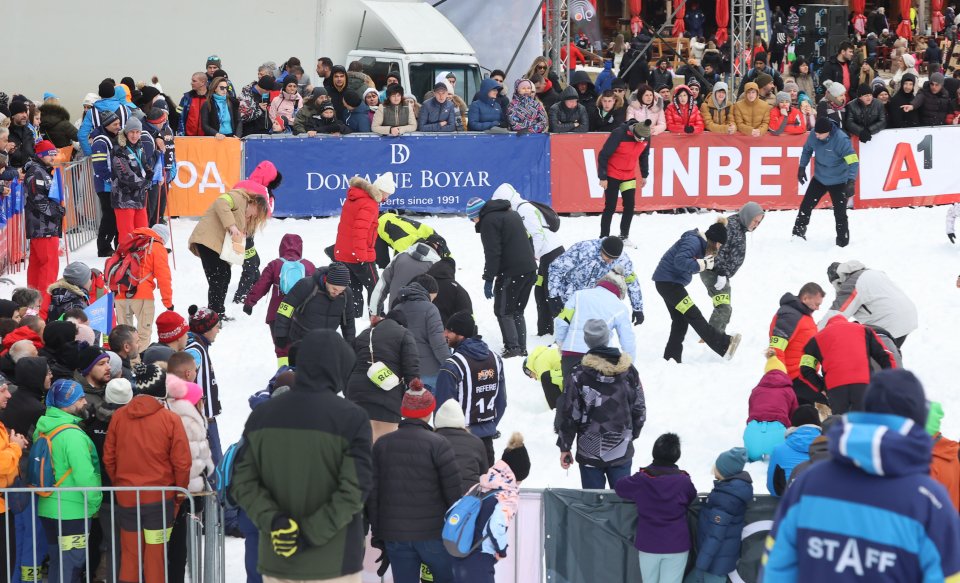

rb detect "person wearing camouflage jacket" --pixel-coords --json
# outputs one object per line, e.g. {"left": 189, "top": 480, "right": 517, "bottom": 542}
{"left": 700, "top": 202, "right": 765, "bottom": 332}
{"left": 548, "top": 237, "right": 644, "bottom": 319}
{"left": 24, "top": 142, "right": 65, "bottom": 317}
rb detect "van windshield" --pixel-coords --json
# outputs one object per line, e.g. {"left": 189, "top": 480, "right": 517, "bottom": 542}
{"left": 409, "top": 64, "right": 481, "bottom": 104}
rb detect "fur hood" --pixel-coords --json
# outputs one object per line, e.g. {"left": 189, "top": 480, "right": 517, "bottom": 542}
{"left": 581, "top": 352, "right": 633, "bottom": 375}
{"left": 348, "top": 176, "right": 383, "bottom": 202}
{"left": 48, "top": 279, "right": 86, "bottom": 297}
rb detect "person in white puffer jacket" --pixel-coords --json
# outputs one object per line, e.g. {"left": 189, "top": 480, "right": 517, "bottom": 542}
{"left": 491, "top": 182, "right": 565, "bottom": 336}
{"left": 821, "top": 260, "right": 918, "bottom": 347}
{"left": 165, "top": 375, "right": 214, "bottom": 493}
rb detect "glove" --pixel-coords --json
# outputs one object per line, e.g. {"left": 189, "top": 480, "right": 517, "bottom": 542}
{"left": 696, "top": 259, "right": 707, "bottom": 272}
{"left": 271, "top": 515, "right": 302, "bottom": 558}
{"left": 684, "top": 125, "right": 694, "bottom": 134}
{"left": 483, "top": 279, "right": 494, "bottom": 300}
{"left": 167, "top": 305, "right": 175, "bottom": 312}
{"left": 242, "top": 304, "right": 253, "bottom": 315}
{"left": 703, "top": 255, "right": 715, "bottom": 270}
{"left": 797, "top": 168, "right": 807, "bottom": 185}
{"left": 714, "top": 275, "right": 728, "bottom": 291}
{"left": 949, "top": 233, "right": 956, "bottom": 244}
{"left": 844, "top": 180, "right": 856, "bottom": 199}
{"left": 859, "top": 129, "right": 872, "bottom": 142}
{"left": 632, "top": 310, "right": 644, "bottom": 325}
{"left": 371, "top": 538, "right": 389, "bottom": 577}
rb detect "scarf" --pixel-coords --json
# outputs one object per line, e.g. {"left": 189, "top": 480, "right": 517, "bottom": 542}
{"left": 509, "top": 80, "right": 547, "bottom": 132}
{"left": 478, "top": 460, "right": 520, "bottom": 525}
{"left": 213, "top": 93, "right": 232, "bottom": 134}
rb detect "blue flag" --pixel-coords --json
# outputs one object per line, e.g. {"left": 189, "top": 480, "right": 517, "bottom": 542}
{"left": 48, "top": 168, "right": 63, "bottom": 203}
{"left": 84, "top": 293, "right": 114, "bottom": 334}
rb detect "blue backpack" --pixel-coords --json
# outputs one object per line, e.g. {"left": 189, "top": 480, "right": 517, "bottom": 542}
{"left": 279, "top": 259, "right": 306, "bottom": 294}
{"left": 26, "top": 424, "right": 80, "bottom": 496}
{"left": 213, "top": 438, "right": 245, "bottom": 509}
{"left": 441, "top": 485, "right": 498, "bottom": 557}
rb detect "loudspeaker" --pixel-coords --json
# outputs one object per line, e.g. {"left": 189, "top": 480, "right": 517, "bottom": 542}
{"left": 797, "top": 5, "right": 849, "bottom": 33}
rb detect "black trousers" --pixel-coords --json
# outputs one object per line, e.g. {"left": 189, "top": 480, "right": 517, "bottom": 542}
{"left": 792, "top": 178, "right": 850, "bottom": 246}
{"left": 600, "top": 177, "right": 636, "bottom": 238}
{"left": 167, "top": 497, "right": 203, "bottom": 583}
{"left": 97, "top": 191, "right": 118, "bottom": 257}
{"left": 494, "top": 271, "right": 536, "bottom": 350}
{"left": 828, "top": 384, "right": 868, "bottom": 415}
{"left": 541, "top": 373, "right": 562, "bottom": 410}
{"left": 655, "top": 281, "right": 730, "bottom": 362}
{"left": 480, "top": 436, "right": 495, "bottom": 468}
{"left": 535, "top": 247, "right": 564, "bottom": 336}
{"left": 146, "top": 182, "right": 168, "bottom": 226}
{"left": 560, "top": 353, "right": 582, "bottom": 382}
{"left": 197, "top": 244, "right": 232, "bottom": 316}
{"left": 792, "top": 377, "right": 828, "bottom": 407}
{"left": 345, "top": 262, "right": 379, "bottom": 318}
{"left": 233, "top": 236, "right": 261, "bottom": 303}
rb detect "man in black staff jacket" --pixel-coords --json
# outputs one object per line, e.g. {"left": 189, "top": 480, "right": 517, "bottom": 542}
{"left": 465, "top": 197, "right": 538, "bottom": 358}
{"left": 273, "top": 262, "right": 356, "bottom": 348}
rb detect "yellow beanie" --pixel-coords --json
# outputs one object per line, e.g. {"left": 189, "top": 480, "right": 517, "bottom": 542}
{"left": 764, "top": 355, "right": 787, "bottom": 374}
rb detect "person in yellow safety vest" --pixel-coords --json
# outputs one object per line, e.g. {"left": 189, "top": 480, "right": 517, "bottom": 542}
{"left": 376, "top": 212, "right": 436, "bottom": 268}
{"left": 523, "top": 345, "right": 564, "bottom": 409}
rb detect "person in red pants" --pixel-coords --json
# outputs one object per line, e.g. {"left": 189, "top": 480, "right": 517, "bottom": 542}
{"left": 111, "top": 118, "right": 154, "bottom": 245}
{"left": 23, "top": 140, "right": 65, "bottom": 319}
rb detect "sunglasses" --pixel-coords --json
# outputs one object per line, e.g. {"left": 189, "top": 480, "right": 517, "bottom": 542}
{"left": 217, "top": 85, "right": 228, "bottom": 91}
{"left": 536, "top": 65, "right": 547, "bottom": 70}
{"left": 613, "top": 88, "right": 625, "bottom": 92}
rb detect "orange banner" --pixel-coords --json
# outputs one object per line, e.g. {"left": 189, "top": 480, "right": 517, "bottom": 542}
{"left": 168, "top": 137, "right": 242, "bottom": 217}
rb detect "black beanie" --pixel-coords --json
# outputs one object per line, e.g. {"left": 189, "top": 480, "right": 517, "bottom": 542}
{"left": 857, "top": 83, "right": 873, "bottom": 98}
{"left": 258, "top": 75, "right": 277, "bottom": 91}
{"left": 445, "top": 310, "right": 476, "bottom": 338}
{"left": 652, "top": 433, "right": 682, "bottom": 465}
{"left": 705, "top": 222, "right": 727, "bottom": 244}
{"left": 600, "top": 236, "right": 623, "bottom": 259}
{"left": 501, "top": 433, "right": 531, "bottom": 482}
{"left": 343, "top": 91, "right": 362, "bottom": 108}
{"left": 412, "top": 274, "right": 439, "bottom": 294}
{"left": 791, "top": 404, "right": 822, "bottom": 428}
{"left": 814, "top": 116, "right": 833, "bottom": 134}
{"left": 98, "top": 79, "right": 116, "bottom": 99}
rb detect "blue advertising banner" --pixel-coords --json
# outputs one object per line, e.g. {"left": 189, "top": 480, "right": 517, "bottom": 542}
{"left": 243, "top": 134, "right": 551, "bottom": 217}
{"left": 753, "top": 0, "right": 772, "bottom": 44}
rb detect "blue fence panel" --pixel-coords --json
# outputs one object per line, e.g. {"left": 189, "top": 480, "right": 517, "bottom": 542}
{"left": 244, "top": 133, "right": 551, "bottom": 217}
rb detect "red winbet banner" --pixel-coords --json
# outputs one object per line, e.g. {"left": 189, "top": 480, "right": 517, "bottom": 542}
{"left": 550, "top": 132, "right": 813, "bottom": 212}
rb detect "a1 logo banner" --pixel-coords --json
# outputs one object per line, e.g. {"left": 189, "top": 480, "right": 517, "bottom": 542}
{"left": 857, "top": 126, "right": 960, "bottom": 207}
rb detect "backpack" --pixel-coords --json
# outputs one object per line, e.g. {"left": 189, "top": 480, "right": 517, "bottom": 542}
{"left": 521, "top": 201, "right": 561, "bottom": 232}
{"left": 279, "top": 258, "right": 306, "bottom": 294}
{"left": 441, "top": 485, "right": 499, "bottom": 557}
{"left": 104, "top": 232, "right": 156, "bottom": 298}
{"left": 26, "top": 424, "right": 80, "bottom": 497}
{"left": 212, "top": 438, "right": 245, "bottom": 509}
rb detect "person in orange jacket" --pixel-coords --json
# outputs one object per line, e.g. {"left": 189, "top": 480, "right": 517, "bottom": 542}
{"left": 927, "top": 402, "right": 960, "bottom": 510}
{"left": 769, "top": 91, "right": 807, "bottom": 135}
{"left": 113, "top": 224, "right": 174, "bottom": 351}
{"left": 104, "top": 364, "right": 191, "bottom": 583}
{"left": 0, "top": 373, "right": 28, "bottom": 573}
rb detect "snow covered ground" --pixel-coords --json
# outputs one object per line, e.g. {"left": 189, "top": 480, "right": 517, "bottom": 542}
{"left": 13, "top": 205, "right": 960, "bottom": 579}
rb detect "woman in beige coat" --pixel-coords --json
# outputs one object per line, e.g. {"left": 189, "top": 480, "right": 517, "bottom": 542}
{"left": 372, "top": 84, "right": 418, "bottom": 136}
{"left": 187, "top": 188, "right": 269, "bottom": 318}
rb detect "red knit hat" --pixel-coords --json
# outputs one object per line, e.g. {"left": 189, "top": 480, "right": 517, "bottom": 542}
{"left": 34, "top": 140, "right": 57, "bottom": 157}
{"left": 400, "top": 387, "right": 436, "bottom": 419}
{"left": 188, "top": 305, "right": 220, "bottom": 334}
{"left": 156, "top": 311, "right": 188, "bottom": 343}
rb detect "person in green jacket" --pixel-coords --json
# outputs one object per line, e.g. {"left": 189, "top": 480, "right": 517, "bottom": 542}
{"left": 35, "top": 378, "right": 102, "bottom": 583}
{"left": 523, "top": 345, "right": 563, "bottom": 409}
{"left": 232, "top": 329, "right": 372, "bottom": 582}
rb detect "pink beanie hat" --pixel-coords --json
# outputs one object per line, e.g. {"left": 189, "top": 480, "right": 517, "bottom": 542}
{"left": 165, "top": 374, "right": 189, "bottom": 400}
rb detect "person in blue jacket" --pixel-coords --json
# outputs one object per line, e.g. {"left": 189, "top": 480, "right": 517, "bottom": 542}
{"left": 90, "top": 112, "right": 121, "bottom": 257}
{"left": 687, "top": 447, "right": 753, "bottom": 583}
{"left": 418, "top": 82, "right": 459, "bottom": 132}
{"left": 468, "top": 78, "right": 504, "bottom": 131}
{"left": 652, "top": 220, "right": 741, "bottom": 363}
{"left": 766, "top": 405, "right": 821, "bottom": 495}
{"left": 342, "top": 91, "right": 371, "bottom": 133}
{"left": 593, "top": 60, "right": 615, "bottom": 94}
{"left": 762, "top": 369, "right": 960, "bottom": 582}
{"left": 78, "top": 82, "right": 135, "bottom": 156}
{"left": 791, "top": 116, "right": 859, "bottom": 247}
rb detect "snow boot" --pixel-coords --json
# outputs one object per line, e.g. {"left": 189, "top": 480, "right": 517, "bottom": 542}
{"left": 724, "top": 333, "right": 742, "bottom": 360}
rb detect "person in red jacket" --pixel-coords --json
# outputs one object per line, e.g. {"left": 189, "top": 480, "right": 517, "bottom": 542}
{"left": 232, "top": 159, "right": 283, "bottom": 304}
{"left": 596, "top": 119, "right": 651, "bottom": 243}
{"left": 769, "top": 282, "right": 825, "bottom": 404}
{"left": 799, "top": 314, "right": 896, "bottom": 414}
{"left": 333, "top": 172, "right": 396, "bottom": 317}
{"left": 768, "top": 91, "right": 806, "bottom": 135}
{"left": 664, "top": 85, "right": 705, "bottom": 134}
{"left": 242, "top": 233, "right": 316, "bottom": 365}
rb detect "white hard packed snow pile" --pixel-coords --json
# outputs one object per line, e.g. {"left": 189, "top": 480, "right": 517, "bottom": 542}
{"left": 42, "top": 205, "right": 960, "bottom": 578}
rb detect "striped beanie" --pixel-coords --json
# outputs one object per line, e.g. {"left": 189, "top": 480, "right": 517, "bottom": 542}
{"left": 465, "top": 197, "right": 487, "bottom": 220}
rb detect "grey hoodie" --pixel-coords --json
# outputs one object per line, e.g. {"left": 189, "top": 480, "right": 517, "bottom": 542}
{"left": 369, "top": 242, "right": 441, "bottom": 316}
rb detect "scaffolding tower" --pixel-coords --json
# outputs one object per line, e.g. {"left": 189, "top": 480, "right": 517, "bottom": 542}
{"left": 730, "top": 0, "right": 754, "bottom": 92}
{"left": 545, "top": 0, "right": 570, "bottom": 83}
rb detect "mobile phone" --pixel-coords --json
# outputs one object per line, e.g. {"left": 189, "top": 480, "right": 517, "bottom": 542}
{"left": 261, "top": 92, "right": 270, "bottom": 104}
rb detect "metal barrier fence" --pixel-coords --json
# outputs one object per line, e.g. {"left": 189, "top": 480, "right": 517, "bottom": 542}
{"left": 0, "top": 485, "right": 224, "bottom": 583}
{"left": 59, "top": 158, "right": 100, "bottom": 253}
{"left": 0, "top": 212, "right": 27, "bottom": 277}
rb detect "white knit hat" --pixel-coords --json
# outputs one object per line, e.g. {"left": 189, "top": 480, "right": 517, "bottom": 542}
{"left": 105, "top": 378, "right": 133, "bottom": 405}
{"left": 373, "top": 172, "right": 396, "bottom": 195}
{"left": 434, "top": 399, "right": 465, "bottom": 429}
